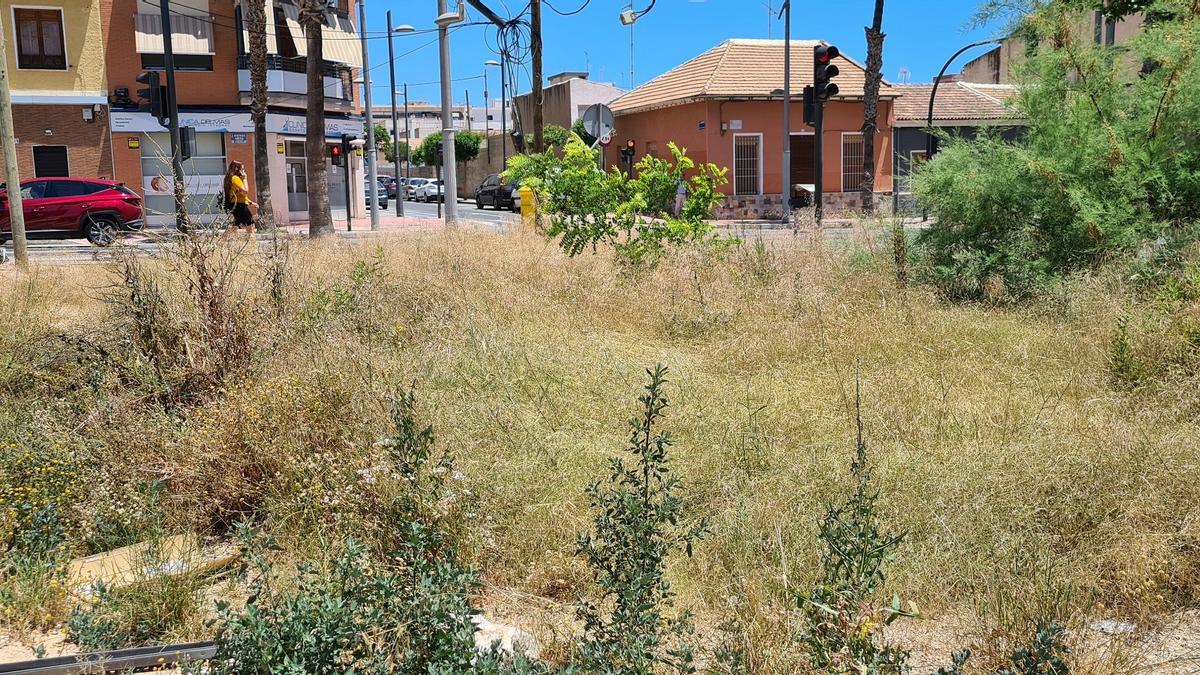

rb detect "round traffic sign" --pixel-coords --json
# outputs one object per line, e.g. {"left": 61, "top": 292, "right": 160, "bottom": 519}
{"left": 599, "top": 133, "right": 613, "bottom": 147}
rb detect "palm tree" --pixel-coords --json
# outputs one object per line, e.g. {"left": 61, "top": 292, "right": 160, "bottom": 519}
{"left": 245, "top": 0, "right": 274, "bottom": 229}
{"left": 860, "top": 0, "right": 886, "bottom": 214}
{"left": 299, "top": 0, "right": 333, "bottom": 237}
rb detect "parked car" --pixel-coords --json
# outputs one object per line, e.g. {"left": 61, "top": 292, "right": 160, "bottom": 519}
{"left": 474, "top": 173, "right": 521, "bottom": 212}
{"left": 0, "top": 177, "right": 143, "bottom": 247}
{"left": 364, "top": 179, "right": 389, "bottom": 210}
{"left": 405, "top": 177, "right": 431, "bottom": 200}
{"left": 379, "top": 176, "right": 398, "bottom": 199}
{"left": 413, "top": 180, "right": 445, "bottom": 203}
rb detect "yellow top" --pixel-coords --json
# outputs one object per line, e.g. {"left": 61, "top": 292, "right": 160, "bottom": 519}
{"left": 230, "top": 175, "right": 250, "bottom": 205}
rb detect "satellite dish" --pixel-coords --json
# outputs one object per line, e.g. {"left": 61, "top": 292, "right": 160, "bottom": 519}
{"left": 582, "top": 104, "right": 615, "bottom": 144}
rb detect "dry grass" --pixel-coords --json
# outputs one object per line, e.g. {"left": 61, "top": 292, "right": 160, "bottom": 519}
{"left": 2, "top": 227, "right": 1199, "bottom": 671}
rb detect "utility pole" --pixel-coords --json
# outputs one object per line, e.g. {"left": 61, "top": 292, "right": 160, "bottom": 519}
{"left": 531, "top": 0, "right": 544, "bottom": 152}
{"left": 403, "top": 84, "right": 411, "bottom": 194}
{"left": 500, "top": 59, "right": 507, "bottom": 167}
{"left": 386, "top": 11, "right": 405, "bottom": 217}
{"left": 160, "top": 0, "right": 187, "bottom": 232}
{"left": 465, "top": 89, "right": 473, "bottom": 132}
{"left": 483, "top": 66, "right": 491, "bottom": 162}
{"left": 0, "top": 16, "right": 26, "bottom": 267}
{"left": 781, "top": 0, "right": 791, "bottom": 227}
{"left": 437, "top": 0, "right": 460, "bottom": 223}
{"left": 359, "top": 0, "right": 379, "bottom": 229}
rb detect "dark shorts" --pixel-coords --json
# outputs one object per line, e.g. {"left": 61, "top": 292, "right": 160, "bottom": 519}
{"left": 232, "top": 203, "right": 253, "bottom": 227}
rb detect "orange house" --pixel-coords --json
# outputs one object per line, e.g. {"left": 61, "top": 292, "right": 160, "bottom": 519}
{"left": 608, "top": 39, "right": 897, "bottom": 219}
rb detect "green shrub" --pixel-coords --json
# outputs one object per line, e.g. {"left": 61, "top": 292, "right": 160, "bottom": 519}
{"left": 573, "top": 365, "right": 708, "bottom": 674}
{"left": 914, "top": 3, "right": 1200, "bottom": 300}
{"left": 794, "top": 381, "right": 915, "bottom": 673}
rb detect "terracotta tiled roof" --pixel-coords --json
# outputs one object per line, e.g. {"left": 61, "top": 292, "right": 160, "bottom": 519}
{"left": 892, "top": 82, "right": 1024, "bottom": 124}
{"left": 610, "top": 39, "right": 896, "bottom": 115}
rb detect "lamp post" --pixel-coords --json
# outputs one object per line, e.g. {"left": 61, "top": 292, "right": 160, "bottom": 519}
{"left": 484, "top": 59, "right": 501, "bottom": 167}
{"left": 780, "top": 0, "right": 791, "bottom": 227}
{"left": 436, "top": 0, "right": 466, "bottom": 225}
{"left": 388, "top": 18, "right": 415, "bottom": 217}
{"left": 926, "top": 39, "right": 1002, "bottom": 159}
{"left": 358, "top": 0, "right": 379, "bottom": 229}
{"left": 401, "top": 84, "right": 410, "bottom": 197}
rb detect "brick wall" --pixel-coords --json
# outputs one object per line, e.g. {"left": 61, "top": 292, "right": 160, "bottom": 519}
{"left": 0, "top": 104, "right": 113, "bottom": 179}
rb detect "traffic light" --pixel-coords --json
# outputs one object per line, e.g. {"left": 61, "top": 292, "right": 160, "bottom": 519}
{"left": 330, "top": 143, "right": 345, "bottom": 167}
{"left": 813, "top": 44, "right": 840, "bottom": 102}
{"left": 180, "top": 126, "right": 196, "bottom": 161}
{"left": 620, "top": 139, "right": 636, "bottom": 162}
{"left": 135, "top": 71, "right": 167, "bottom": 125}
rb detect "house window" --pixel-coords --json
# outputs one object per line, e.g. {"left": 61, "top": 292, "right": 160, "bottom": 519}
{"left": 140, "top": 131, "right": 226, "bottom": 218}
{"left": 733, "top": 134, "right": 761, "bottom": 196}
{"left": 13, "top": 7, "right": 66, "bottom": 70}
{"left": 842, "top": 133, "right": 865, "bottom": 191}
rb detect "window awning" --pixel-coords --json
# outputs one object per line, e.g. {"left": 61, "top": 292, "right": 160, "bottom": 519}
{"left": 277, "top": 2, "right": 362, "bottom": 69}
{"left": 239, "top": 0, "right": 278, "bottom": 56}
{"left": 134, "top": 13, "right": 215, "bottom": 55}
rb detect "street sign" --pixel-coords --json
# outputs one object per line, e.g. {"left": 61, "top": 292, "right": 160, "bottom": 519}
{"left": 599, "top": 133, "right": 613, "bottom": 147}
{"left": 582, "top": 103, "right": 615, "bottom": 141}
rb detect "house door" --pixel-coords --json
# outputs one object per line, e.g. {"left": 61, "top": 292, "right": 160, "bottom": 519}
{"left": 286, "top": 160, "right": 308, "bottom": 212}
{"left": 33, "top": 146, "right": 69, "bottom": 177}
{"left": 790, "top": 135, "right": 816, "bottom": 186}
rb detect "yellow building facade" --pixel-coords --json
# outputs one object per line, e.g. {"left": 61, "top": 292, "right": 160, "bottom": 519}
{"left": 2, "top": 0, "right": 112, "bottom": 178}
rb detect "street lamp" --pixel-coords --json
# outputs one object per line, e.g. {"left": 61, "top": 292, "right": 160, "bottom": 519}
{"left": 926, "top": 39, "right": 1002, "bottom": 159}
{"left": 396, "top": 85, "right": 411, "bottom": 202}
{"left": 484, "top": 59, "right": 503, "bottom": 168}
{"left": 620, "top": 4, "right": 636, "bottom": 87}
{"left": 436, "top": 0, "right": 466, "bottom": 224}
{"left": 387, "top": 18, "right": 415, "bottom": 217}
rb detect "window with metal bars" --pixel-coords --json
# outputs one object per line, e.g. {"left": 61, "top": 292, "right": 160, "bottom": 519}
{"left": 842, "top": 134, "right": 865, "bottom": 192}
{"left": 733, "top": 134, "right": 761, "bottom": 196}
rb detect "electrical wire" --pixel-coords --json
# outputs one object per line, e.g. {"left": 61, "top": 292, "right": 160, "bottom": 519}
{"left": 543, "top": 0, "right": 590, "bottom": 16}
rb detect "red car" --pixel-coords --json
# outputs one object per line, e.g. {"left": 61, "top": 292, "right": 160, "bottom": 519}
{"left": 0, "top": 177, "right": 144, "bottom": 247}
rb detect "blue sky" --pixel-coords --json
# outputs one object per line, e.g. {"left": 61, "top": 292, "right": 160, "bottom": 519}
{"left": 367, "top": 1, "right": 1004, "bottom": 105}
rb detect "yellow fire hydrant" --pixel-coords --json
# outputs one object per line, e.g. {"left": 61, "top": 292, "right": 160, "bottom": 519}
{"left": 519, "top": 185, "right": 537, "bottom": 231}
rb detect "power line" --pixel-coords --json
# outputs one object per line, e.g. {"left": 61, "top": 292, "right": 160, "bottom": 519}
{"left": 543, "top": 0, "right": 590, "bottom": 16}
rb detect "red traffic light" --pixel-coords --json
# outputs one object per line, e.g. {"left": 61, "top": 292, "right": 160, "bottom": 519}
{"left": 816, "top": 45, "right": 840, "bottom": 64}
{"left": 331, "top": 145, "right": 342, "bottom": 156}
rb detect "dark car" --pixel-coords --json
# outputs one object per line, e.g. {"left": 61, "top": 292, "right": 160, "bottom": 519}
{"left": 0, "top": 178, "right": 144, "bottom": 246}
{"left": 474, "top": 173, "right": 520, "bottom": 212}
{"left": 379, "top": 176, "right": 398, "bottom": 199}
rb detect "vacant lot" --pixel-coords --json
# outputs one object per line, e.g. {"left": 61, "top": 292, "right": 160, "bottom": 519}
{"left": 2, "top": 228, "right": 1198, "bottom": 670}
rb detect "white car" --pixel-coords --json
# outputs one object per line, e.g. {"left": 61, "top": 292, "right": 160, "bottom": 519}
{"left": 406, "top": 177, "right": 431, "bottom": 200}
{"left": 414, "top": 180, "right": 445, "bottom": 203}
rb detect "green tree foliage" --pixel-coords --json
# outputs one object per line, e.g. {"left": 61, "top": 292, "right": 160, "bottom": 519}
{"left": 571, "top": 117, "right": 597, "bottom": 146}
{"left": 412, "top": 130, "right": 483, "bottom": 165}
{"left": 542, "top": 123, "right": 571, "bottom": 149}
{"left": 915, "top": 0, "right": 1200, "bottom": 300}
{"left": 373, "top": 124, "right": 392, "bottom": 164}
{"left": 503, "top": 136, "right": 729, "bottom": 264}
{"left": 574, "top": 365, "right": 708, "bottom": 674}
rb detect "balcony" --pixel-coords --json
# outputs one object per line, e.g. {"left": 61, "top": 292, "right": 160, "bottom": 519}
{"left": 237, "top": 54, "right": 354, "bottom": 111}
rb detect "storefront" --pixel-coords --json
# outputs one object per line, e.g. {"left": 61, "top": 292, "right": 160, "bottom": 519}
{"left": 109, "top": 109, "right": 365, "bottom": 226}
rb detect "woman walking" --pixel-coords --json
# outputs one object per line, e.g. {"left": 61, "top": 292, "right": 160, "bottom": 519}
{"left": 223, "top": 160, "right": 258, "bottom": 236}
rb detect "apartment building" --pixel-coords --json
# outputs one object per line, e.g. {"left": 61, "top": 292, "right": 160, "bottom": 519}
{"left": 962, "top": 10, "right": 1146, "bottom": 84}
{"left": 1, "top": 0, "right": 113, "bottom": 179}
{"left": 103, "top": 0, "right": 368, "bottom": 225}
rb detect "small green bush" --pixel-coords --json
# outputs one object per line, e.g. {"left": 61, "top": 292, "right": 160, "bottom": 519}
{"left": 574, "top": 365, "right": 708, "bottom": 674}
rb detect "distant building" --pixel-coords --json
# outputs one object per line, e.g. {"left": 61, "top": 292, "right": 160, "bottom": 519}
{"left": 962, "top": 10, "right": 1147, "bottom": 84}
{"left": 891, "top": 82, "right": 1025, "bottom": 214}
{"left": 513, "top": 71, "right": 624, "bottom": 134}
{"left": 609, "top": 39, "right": 898, "bottom": 219}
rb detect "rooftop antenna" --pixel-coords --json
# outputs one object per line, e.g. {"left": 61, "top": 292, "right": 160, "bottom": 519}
{"left": 898, "top": 67, "right": 911, "bottom": 84}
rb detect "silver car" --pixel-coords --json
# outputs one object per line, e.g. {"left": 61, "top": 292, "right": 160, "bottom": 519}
{"left": 364, "top": 179, "right": 389, "bottom": 210}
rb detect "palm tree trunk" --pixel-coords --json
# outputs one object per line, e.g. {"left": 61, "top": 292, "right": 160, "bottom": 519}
{"left": 300, "top": 0, "right": 332, "bottom": 237}
{"left": 861, "top": 0, "right": 886, "bottom": 214}
{"left": 246, "top": 0, "right": 274, "bottom": 229}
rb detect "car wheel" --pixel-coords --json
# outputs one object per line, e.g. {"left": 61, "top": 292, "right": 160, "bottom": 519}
{"left": 84, "top": 214, "right": 119, "bottom": 247}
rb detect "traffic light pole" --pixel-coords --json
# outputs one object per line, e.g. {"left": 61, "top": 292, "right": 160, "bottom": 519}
{"left": 159, "top": 0, "right": 187, "bottom": 233}
{"left": 814, "top": 102, "right": 824, "bottom": 226}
